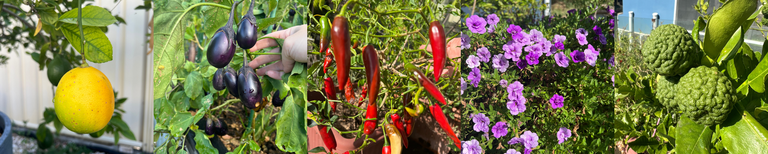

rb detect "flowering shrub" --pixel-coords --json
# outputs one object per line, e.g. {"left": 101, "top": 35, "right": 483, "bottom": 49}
{"left": 460, "top": 7, "right": 615, "bottom": 153}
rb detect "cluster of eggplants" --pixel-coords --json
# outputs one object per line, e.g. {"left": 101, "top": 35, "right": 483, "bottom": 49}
{"left": 208, "top": 0, "right": 272, "bottom": 110}
{"left": 204, "top": 118, "right": 228, "bottom": 136}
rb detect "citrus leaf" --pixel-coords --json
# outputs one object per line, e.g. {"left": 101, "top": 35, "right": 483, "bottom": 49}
{"left": 60, "top": 23, "right": 113, "bottom": 63}
{"left": 676, "top": 116, "right": 714, "bottom": 154}
{"left": 58, "top": 6, "right": 117, "bottom": 27}
{"left": 720, "top": 105, "right": 768, "bottom": 153}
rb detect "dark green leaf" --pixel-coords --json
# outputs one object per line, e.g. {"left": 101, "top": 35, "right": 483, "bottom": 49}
{"left": 59, "top": 23, "right": 113, "bottom": 63}
{"left": 185, "top": 71, "right": 204, "bottom": 99}
{"left": 676, "top": 116, "right": 714, "bottom": 154}
{"left": 720, "top": 105, "right": 768, "bottom": 153}
{"left": 58, "top": 6, "right": 117, "bottom": 26}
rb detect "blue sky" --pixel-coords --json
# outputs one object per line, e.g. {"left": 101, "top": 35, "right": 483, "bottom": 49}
{"left": 618, "top": 0, "right": 676, "bottom": 20}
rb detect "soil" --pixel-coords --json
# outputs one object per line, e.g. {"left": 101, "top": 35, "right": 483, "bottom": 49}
{"left": 213, "top": 95, "right": 293, "bottom": 154}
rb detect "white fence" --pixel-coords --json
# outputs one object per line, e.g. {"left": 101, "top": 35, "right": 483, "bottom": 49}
{"left": 0, "top": 0, "right": 154, "bottom": 152}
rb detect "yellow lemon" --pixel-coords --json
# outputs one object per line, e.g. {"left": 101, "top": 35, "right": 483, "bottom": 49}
{"left": 54, "top": 66, "right": 114, "bottom": 134}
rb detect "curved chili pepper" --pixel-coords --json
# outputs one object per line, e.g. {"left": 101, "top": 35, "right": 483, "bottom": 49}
{"left": 402, "top": 113, "right": 413, "bottom": 137}
{"left": 358, "top": 85, "right": 367, "bottom": 105}
{"left": 322, "top": 56, "right": 333, "bottom": 74}
{"left": 362, "top": 45, "right": 381, "bottom": 106}
{"left": 344, "top": 78, "right": 354, "bottom": 102}
{"left": 384, "top": 124, "right": 403, "bottom": 154}
{"left": 429, "top": 103, "right": 461, "bottom": 149}
{"left": 382, "top": 139, "right": 391, "bottom": 154}
{"left": 429, "top": 21, "right": 446, "bottom": 82}
{"left": 318, "top": 125, "right": 337, "bottom": 153}
{"left": 331, "top": 16, "right": 351, "bottom": 89}
{"left": 324, "top": 77, "right": 338, "bottom": 112}
{"left": 362, "top": 104, "right": 377, "bottom": 135}
{"left": 404, "top": 63, "right": 447, "bottom": 106}
{"left": 391, "top": 113, "right": 408, "bottom": 148}
{"left": 319, "top": 16, "right": 331, "bottom": 55}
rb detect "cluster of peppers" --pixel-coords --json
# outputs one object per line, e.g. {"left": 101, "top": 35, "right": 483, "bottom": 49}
{"left": 315, "top": 10, "right": 459, "bottom": 152}
{"left": 209, "top": 0, "right": 287, "bottom": 111}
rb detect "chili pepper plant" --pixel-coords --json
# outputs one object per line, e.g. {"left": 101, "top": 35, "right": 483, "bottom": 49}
{"left": 307, "top": 0, "right": 462, "bottom": 153}
{"left": 460, "top": 5, "right": 616, "bottom": 154}
{"left": 152, "top": 0, "right": 308, "bottom": 153}
{"left": 615, "top": 0, "right": 768, "bottom": 153}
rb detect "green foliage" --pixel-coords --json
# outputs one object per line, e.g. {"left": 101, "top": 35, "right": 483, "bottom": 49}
{"left": 641, "top": 24, "right": 701, "bottom": 76}
{"left": 152, "top": 0, "right": 307, "bottom": 153}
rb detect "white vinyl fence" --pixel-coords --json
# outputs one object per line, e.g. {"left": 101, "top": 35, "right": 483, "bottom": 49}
{"left": 0, "top": 0, "right": 154, "bottom": 152}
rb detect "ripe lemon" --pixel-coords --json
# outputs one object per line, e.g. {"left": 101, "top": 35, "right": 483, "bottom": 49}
{"left": 54, "top": 66, "right": 114, "bottom": 134}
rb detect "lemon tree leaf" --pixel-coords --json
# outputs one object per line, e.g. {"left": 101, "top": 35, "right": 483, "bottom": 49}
{"left": 60, "top": 23, "right": 113, "bottom": 63}
{"left": 58, "top": 6, "right": 117, "bottom": 26}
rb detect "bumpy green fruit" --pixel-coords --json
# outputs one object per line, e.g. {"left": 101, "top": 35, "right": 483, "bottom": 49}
{"left": 655, "top": 75, "right": 679, "bottom": 110}
{"left": 642, "top": 24, "right": 701, "bottom": 76}
{"left": 676, "top": 66, "right": 737, "bottom": 126}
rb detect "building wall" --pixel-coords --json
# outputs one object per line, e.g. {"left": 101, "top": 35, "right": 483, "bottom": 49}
{"left": 0, "top": 0, "right": 153, "bottom": 151}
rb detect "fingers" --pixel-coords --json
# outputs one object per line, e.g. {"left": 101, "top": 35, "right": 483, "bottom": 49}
{"left": 248, "top": 47, "right": 281, "bottom": 68}
{"left": 255, "top": 61, "right": 284, "bottom": 79}
{"left": 249, "top": 25, "right": 305, "bottom": 52}
{"left": 281, "top": 25, "right": 308, "bottom": 72}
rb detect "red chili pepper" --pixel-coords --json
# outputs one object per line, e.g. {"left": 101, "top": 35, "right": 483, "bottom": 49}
{"left": 358, "top": 85, "right": 367, "bottom": 105}
{"left": 319, "top": 16, "right": 331, "bottom": 55}
{"left": 429, "top": 103, "right": 461, "bottom": 149}
{"left": 404, "top": 63, "right": 447, "bottom": 106}
{"left": 331, "top": 16, "right": 351, "bottom": 89}
{"left": 382, "top": 137, "right": 391, "bottom": 154}
{"left": 362, "top": 45, "right": 380, "bottom": 106}
{"left": 391, "top": 113, "right": 408, "bottom": 148}
{"left": 324, "top": 77, "right": 338, "bottom": 112}
{"left": 318, "top": 125, "right": 337, "bottom": 152}
{"left": 322, "top": 56, "right": 333, "bottom": 74}
{"left": 429, "top": 21, "right": 446, "bottom": 82}
{"left": 363, "top": 104, "right": 377, "bottom": 135}
{"left": 403, "top": 113, "right": 413, "bottom": 137}
{"left": 344, "top": 78, "right": 354, "bottom": 102}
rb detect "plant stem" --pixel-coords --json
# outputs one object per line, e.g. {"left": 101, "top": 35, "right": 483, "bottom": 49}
{"left": 350, "top": 29, "right": 421, "bottom": 38}
{"left": 210, "top": 99, "right": 241, "bottom": 111}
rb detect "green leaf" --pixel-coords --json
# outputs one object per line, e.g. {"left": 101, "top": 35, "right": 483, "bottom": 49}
{"left": 627, "top": 135, "right": 661, "bottom": 153}
{"left": 200, "top": 0, "right": 232, "bottom": 38}
{"left": 192, "top": 94, "right": 214, "bottom": 124}
{"left": 194, "top": 129, "right": 217, "bottom": 154}
{"left": 717, "top": 27, "right": 745, "bottom": 65}
{"left": 676, "top": 116, "right": 714, "bottom": 154}
{"left": 720, "top": 105, "right": 768, "bottom": 153}
{"left": 110, "top": 118, "right": 136, "bottom": 140}
{"left": 153, "top": 0, "right": 187, "bottom": 99}
{"left": 60, "top": 24, "right": 113, "bottom": 63}
{"left": 37, "top": 8, "right": 58, "bottom": 25}
{"left": 184, "top": 71, "right": 204, "bottom": 99}
{"left": 169, "top": 112, "right": 193, "bottom": 137}
{"left": 692, "top": 16, "right": 705, "bottom": 45}
{"left": 275, "top": 63, "right": 308, "bottom": 153}
{"left": 266, "top": 76, "right": 289, "bottom": 99}
{"left": 58, "top": 6, "right": 117, "bottom": 27}
{"left": 256, "top": 17, "right": 283, "bottom": 32}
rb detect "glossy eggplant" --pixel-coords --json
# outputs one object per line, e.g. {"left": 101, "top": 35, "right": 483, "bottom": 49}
{"left": 214, "top": 118, "right": 227, "bottom": 136}
{"left": 206, "top": 1, "right": 241, "bottom": 68}
{"left": 212, "top": 68, "right": 226, "bottom": 91}
{"left": 272, "top": 90, "right": 286, "bottom": 107}
{"left": 237, "top": 66, "right": 262, "bottom": 109}
{"left": 235, "top": 0, "right": 258, "bottom": 50}
{"left": 204, "top": 118, "right": 214, "bottom": 135}
{"left": 223, "top": 66, "right": 239, "bottom": 97}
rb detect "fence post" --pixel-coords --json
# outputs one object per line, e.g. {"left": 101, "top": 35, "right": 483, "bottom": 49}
{"left": 653, "top": 13, "right": 659, "bottom": 30}
{"left": 629, "top": 11, "right": 634, "bottom": 48}
{"left": 544, "top": 0, "right": 551, "bottom": 17}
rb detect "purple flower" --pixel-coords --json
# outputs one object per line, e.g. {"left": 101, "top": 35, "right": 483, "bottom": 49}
{"left": 553, "top": 42, "right": 565, "bottom": 50}
{"left": 461, "top": 77, "right": 466, "bottom": 95}
{"left": 612, "top": 75, "right": 615, "bottom": 87}
{"left": 506, "top": 149, "right": 521, "bottom": 154}
{"left": 508, "top": 137, "right": 523, "bottom": 145}
{"left": 514, "top": 31, "right": 531, "bottom": 45}
{"left": 576, "top": 34, "right": 588, "bottom": 46}
{"left": 525, "top": 51, "right": 541, "bottom": 65}
{"left": 554, "top": 52, "right": 569, "bottom": 68}
{"left": 608, "top": 55, "right": 615, "bottom": 67}
{"left": 500, "top": 79, "right": 508, "bottom": 88}
{"left": 507, "top": 81, "right": 524, "bottom": 99}
{"left": 467, "top": 55, "right": 481, "bottom": 68}
{"left": 571, "top": 50, "right": 585, "bottom": 63}
{"left": 550, "top": 94, "right": 564, "bottom": 109}
{"left": 462, "top": 139, "right": 483, "bottom": 154}
{"left": 598, "top": 34, "right": 607, "bottom": 45}
{"left": 472, "top": 113, "right": 490, "bottom": 132}
{"left": 487, "top": 25, "right": 495, "bottom": 33}
{"left": 503, "top": 43, "right": 524, "bottom": 61}
{"left": 528, "top": 29, "right": 545, "bottom": 43}
{"left": 593, "top": 25, "right": 603, "bottom": 35}
{"left": 539, "top": 40, "right": 553, "bottom": 56}
{"left": 492, "top": 122, "right": 508, "bottom": 138}
{"left": 507, "top": 98, "right": 526, "bottom": 115}
{"left": 557, "top": 127, "right": 572, "bottom": 144}
{"left": 492, "top": 54, "right": 510, "bottom": 72}
{"left": 567, "top": 9, "right": 577, "bottom": 14}
{"left": 609, "top": 9, "right": 616, "bottom": 16}
{"left": 477, "top": 47, "right": 491, "bottom": 62}
{"left": 584, "top": 44, "right": 599, "bottom": 66}
{"left": 553, "top": 34, "right": 566, "bottom": 43}
{"left": 466, "top": 15, "right": 487, "bottom": 34}
{"left": 461, "top": 32, "right": 471, "bottom": 49}
{"left": 521, "top": 131, "right": 539, "bottom": 149}
{"left": 609, "top": 19, "right": 615, "bottom": 29}
{"left": 524, "top": 149, "right": 532, "bottom": 154}
{"left": 516, "top": 58, "right": 528, "bottom": 69}
{"left": 468, "top": 68, "right": 482, "bottom": 87}
{"left": 576, "top": 28, "right": 588, "bottom": 36}
{"left": 507, "top": 24, "right": 522, "bottom": 36}
{"left": 487, "top": 14, "right": 500, "bottom": 25}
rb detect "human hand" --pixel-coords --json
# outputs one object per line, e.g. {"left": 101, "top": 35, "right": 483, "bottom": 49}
{"left": 248, "top": 25, "right": 308, "bottom": 79}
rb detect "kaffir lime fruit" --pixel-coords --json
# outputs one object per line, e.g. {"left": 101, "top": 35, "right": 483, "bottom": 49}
{"left": 54, "top": 66, "right": 114, "bottom": 134}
